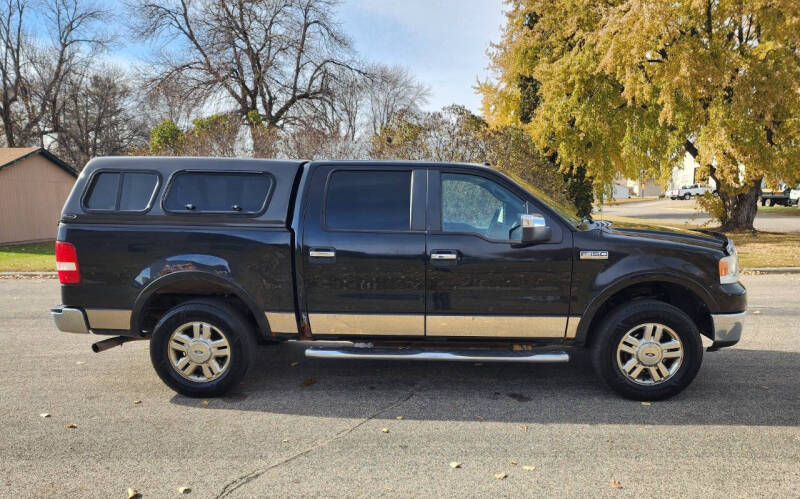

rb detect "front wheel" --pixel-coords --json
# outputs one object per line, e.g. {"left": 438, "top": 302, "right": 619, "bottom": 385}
{"left": 150, "top": 299, "right": 256, "bottom": 397}
{"left": 590, "top": 300, "right": 703, "bottom": 400}
{"left": 682, "top": 193, "right": 691, "bottom": 200}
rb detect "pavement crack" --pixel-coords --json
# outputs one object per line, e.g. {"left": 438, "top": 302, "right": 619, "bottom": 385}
{"left": 214, "top": 390, "right": 416, "bottom": 498}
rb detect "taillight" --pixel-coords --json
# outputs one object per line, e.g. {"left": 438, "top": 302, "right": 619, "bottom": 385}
{"left": 55, "top": 241, "right": 81, "bottom": 284}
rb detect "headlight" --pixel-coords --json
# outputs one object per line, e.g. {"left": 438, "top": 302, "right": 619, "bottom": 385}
{"left": 719, "top": 240, "right": 739, "bottom": 284}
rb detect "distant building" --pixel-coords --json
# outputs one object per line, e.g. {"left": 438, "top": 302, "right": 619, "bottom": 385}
{"left": 0, "top": 148, "right": 78, "bottom": 244}
{"left": 669, "top": 152, "right": 718, "bottom": 191}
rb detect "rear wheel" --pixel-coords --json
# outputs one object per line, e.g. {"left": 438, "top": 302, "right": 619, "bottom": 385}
{"left": 590, "top": 300, "right": 703, "bottom": 400}
{"left": 150, "top": 299, "right": 255, "bottom": 397}
{"left": 682, "top": 193, "right": 691, "bottom": 200}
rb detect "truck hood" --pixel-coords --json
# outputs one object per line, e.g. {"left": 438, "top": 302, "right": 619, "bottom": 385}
{"left": 599, "top": 220, "right": 729, "bottom": 252}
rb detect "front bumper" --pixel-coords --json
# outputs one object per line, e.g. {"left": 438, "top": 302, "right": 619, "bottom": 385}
{"left": 709, "top": 311, "right": 746, "bottom": 348}
{"left": 51, "top": 306, "right": 89, "bottom": 334}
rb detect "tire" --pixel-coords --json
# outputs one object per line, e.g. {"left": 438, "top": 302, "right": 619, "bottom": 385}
{"left": 590, "top": 300, "right": 703, "bottom": 401}
{"left": 682, "top": 193, "right": 691, "bottom": 200}
{"left": 670, "top": 197, "right": 676, "bottom": 200}
{"left": 149, "top": 299, "right": 256, "bottom": 397}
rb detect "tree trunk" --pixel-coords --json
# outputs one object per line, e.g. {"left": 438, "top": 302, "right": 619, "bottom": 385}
{"left": 717, "top": 177, "right": 761, "bottom": 232}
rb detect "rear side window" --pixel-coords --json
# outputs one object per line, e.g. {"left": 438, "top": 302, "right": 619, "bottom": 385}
{"left": 84, "top": 171, "right": 159, "bottom": 212}
{"left": 325, "top": 170, "right": 411, "bottom": 231}
{"left": 164, "top": 172, "right": 273, "bottom": 214}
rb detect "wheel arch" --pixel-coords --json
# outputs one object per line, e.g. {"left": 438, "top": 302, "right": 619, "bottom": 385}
{"left": 574, "top": 275, "right": 715, "bottom": 347}
{"left": 132, "top": 271, "right": 271, "bottom": 340}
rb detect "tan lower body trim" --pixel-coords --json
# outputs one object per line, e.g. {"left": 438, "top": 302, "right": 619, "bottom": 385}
{"left": 265, "top": 312, "right": 298, "bottom": 334}
{"left": 426, "top": 315, "right": 568, "bottom": 338}
{"left": 85, "top": 309, "right": 131, "bottom": 330}
{"left": 309, "top": 313, "right": 425, "bottom": 336}
{"left": 565, "top": 316, "right": 581, "bottom": 339}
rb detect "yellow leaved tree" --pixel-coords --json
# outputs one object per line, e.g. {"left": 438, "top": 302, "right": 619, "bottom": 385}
{"left": 480, "top": 0, "right": 800, "bottom": 231}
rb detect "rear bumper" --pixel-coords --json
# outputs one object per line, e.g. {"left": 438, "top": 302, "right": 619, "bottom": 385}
{"left": 709, "top": 311, "right": 746, "bottom": 348}
{"left": 51, "top": 306, "right": 89, "bottom": 334}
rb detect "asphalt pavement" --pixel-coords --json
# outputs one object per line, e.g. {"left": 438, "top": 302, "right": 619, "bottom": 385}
{"left": 598, "top": 198, "right": 800, "bottom": 232}
{"left": 1, "top": 277, "right": 798, "bottom": 498}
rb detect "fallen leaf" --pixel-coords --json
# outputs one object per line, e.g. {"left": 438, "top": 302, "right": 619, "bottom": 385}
{"left": 66, "top": 423, "right": 77, "bottom": 429}
{"left": 39, "top": 413, "right": 50, "bottom": 418}
{"left": 396, "top": 416, "right": 404, "bottom": 420}
{"left": 127, "top": 487, "right": 141, "bottom": 499}
{"left": 200, "top": 400, "right": 209, "bottom": 406}
{"left": 449, "top": 462, "right": 462, "bottom": 469}
{"left": 133, "top": 400, "right": 142, "bottom": 405}
{"left": 76, "top": 361, "right": 86, "bottom": 365}
{"left": 610, "top": 479, "right": 623, "bottom": 489}
{"left": 522, "top": 465, "right": 536, "bottom": 471}
{"left": 300, "top": 378, "right": 317, "bottom": 387}
{"left": 509, "top": 460, "right": 518, "bottom": 466}
{"left": 494, "top": 472, "right": 507, "bottom": 480}
{"left": 475, "top": 415, "right": 485, "bottom": 421}
{"left": 520, "top": 425, "right": 528, "bottom": 431}
{"left": 761, "top": 386, "right": 769, "bottom": 390}
{"left": 381, "top": 428, "right": 389, "bottom": 433}
{"left": 290, "top": 362, "right": 299, "bottom": 367}
{"left": 753, "top": 310, "right": 761, "bottom": 315}
{"left": 641, "top": 402, "right": 651, "bottom": 406}
{"left": 178, "top": 486, "right": 192, "bottom": 494}
{"left": 281, "top": 439, "right": 288, "bottom": 443}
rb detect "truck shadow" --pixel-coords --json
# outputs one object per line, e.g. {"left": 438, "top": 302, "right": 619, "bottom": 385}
{"left": 171, "top": 342, "right": 800, "bottom": 427}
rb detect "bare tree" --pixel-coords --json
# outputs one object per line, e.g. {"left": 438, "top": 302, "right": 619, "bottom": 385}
{"left": 0, "top": 0, "right": 109, "bottom": 147}
{"left": 367, "top": 64, "right": 429, "bottom": 136}
{"left": 131, "top": 0, "right": 360, "bottom": 155}
{"left": 54, "top": 67, "right": 149, "bottom": 168}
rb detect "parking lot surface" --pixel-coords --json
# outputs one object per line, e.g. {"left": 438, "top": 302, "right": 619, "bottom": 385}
{"left": 1, "top": 276, "right": 798, "bottom": 497}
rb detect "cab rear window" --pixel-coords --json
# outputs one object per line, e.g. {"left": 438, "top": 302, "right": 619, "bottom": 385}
{"left": 163, "top": 172, "right": 273, "bottom": 214}
{"left": 84, "top": 171, "right": 159, "bottom": 212}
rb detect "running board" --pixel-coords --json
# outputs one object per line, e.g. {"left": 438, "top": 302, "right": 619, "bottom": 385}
{"left": 304, "top": 347, "right": 570, "bottom": 363}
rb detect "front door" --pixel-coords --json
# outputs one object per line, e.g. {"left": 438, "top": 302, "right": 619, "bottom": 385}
{"left": 425, "top": 168, "right": 573, "bottom": 339}
{"left": 302, "top": 164, "right": 428, "bottom": 336}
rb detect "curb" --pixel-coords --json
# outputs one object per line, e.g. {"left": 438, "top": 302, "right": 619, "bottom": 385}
{"left": 743, "top": 267, "right": 800, "bottom": 274}
{"left": 0, "top": 271, "right": 58, "bottom": 278}
{"left": 2, "top": 268, "right": 800, "bottom": 278}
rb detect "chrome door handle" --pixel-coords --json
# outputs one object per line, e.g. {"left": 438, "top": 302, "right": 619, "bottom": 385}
{"left": 431, "top": 252, "right": 458, "bottom": 261}
{"left": 310, "top": 249, "right": 336, "bottom": 258}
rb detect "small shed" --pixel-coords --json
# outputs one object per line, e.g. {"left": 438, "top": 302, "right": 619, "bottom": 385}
{"left": 0, "top": 148, "right": 78, "bottom": 244}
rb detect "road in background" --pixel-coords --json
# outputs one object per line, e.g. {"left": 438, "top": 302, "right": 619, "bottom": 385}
{"left": 598, "top": 198, "right": 800, "bottom": 232}
{"left": 1, "top": 277, "right": 798, "bottom": 497}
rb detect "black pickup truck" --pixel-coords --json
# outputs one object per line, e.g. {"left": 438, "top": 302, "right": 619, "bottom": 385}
{"left": 51, "top": 158, "right": 746, "bottom": 400}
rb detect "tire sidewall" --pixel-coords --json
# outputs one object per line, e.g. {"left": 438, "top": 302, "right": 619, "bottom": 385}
{"left": 150, "top": 301, "right": 253, "bottom": 398}
{"left": 592, "top": 301, "right": 703, "bottom": 400}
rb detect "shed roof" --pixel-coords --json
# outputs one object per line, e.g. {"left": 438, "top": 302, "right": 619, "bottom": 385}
{"left": 0, "top": 147, "right": 78, "bottom": 177}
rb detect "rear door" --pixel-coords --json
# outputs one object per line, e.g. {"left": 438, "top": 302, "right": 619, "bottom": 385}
{"left": 425, "top": 167, "right": 574, "bottom": 339}
{"left": 301, "top": 164, "right": 428, "bottom": 336}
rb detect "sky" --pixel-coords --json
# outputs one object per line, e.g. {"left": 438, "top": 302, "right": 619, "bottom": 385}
{"left": 90, "top": 0, "right": 507, "bottom": 116}
{"left": 336, "top": 0, "right": 507, "bottom": 113}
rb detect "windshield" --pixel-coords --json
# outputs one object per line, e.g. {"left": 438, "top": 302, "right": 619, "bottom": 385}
{"left": 498, "top": 169, "right": 581, "bottom": 227}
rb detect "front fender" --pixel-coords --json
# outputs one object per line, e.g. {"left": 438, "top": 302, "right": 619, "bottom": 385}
{"left": 573, "top": 263, "right": 718, "bottom": 345}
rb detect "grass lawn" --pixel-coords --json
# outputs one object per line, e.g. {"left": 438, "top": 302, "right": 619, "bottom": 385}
{"left": 728, "top": 231, "right": 800, "bottom": 268}
{"left": 0, "top": 241, "right": 55, "bottom": 272}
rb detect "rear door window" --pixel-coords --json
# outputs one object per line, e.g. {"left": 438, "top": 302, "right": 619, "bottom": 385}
{"left": 325, "top": 170, "right": 411, "bottom": 231}
{"left": 164, "top": 172, "right": 273, "bottom": 214}
{"left": 84, "top": 171, "right": 159, "bottom": 212}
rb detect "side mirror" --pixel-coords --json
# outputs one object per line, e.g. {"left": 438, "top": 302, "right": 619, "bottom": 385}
{"left": 520, "top": 214, "right": 551, "bottom": 244}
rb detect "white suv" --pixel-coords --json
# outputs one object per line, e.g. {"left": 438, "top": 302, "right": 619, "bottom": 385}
{"left": 668, "top": 184, "right": 709, "bottom": 200}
